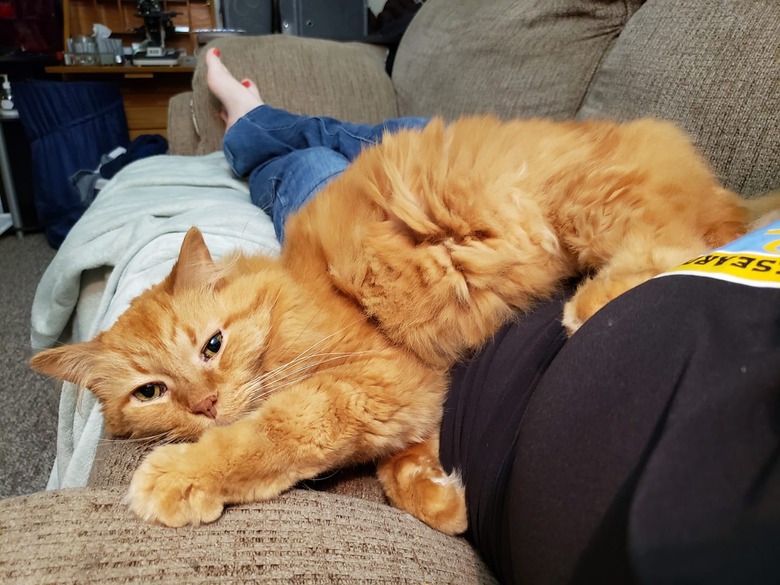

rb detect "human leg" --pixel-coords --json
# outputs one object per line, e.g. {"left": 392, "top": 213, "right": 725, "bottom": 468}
{"left": 441, "top": 250, "right": 780, "bottom": 584}
{"left": 223, "top": 103, "right": 429, "bottom": 179}
{"left": 205, "top": 47, "right": 428, "bottom": 176}
{"left": 205, "top": 47, "right": 429, "bottom": 236}
{"left": 247, "top": 147, "right": 350, "bottom": 240}
{"left": 439, "top": 287, "right": 572, "bottom": 580}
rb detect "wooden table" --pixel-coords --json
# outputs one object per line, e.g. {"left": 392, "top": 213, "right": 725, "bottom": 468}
{"left": 45, "top": 65, "right": 195, "bottom": 140}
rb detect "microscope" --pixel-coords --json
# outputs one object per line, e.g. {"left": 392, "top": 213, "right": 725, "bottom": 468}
{"left": 133, "top": 0, "right": 181, "bottom": 64}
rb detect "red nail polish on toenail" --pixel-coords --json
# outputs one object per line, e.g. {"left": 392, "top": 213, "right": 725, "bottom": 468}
{"left": 242, "top": 80, "right": 250, "bottom": 87}
{"left": 213, "top": 48, "right": 221, "bottom": 57}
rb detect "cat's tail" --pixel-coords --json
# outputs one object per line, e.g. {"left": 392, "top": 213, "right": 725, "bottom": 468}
{"left": 744, "top": 188, "right": 780, "bottom": 230}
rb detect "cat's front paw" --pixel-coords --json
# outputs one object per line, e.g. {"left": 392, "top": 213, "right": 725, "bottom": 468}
{"left": 562, "top": 276, "right": 626, "bottom": 335}
{"left": 561, "top": 295, "right": 590, "bottom": 336}
{"left": 126, "top": 443, "right": 225, "bottom": 527}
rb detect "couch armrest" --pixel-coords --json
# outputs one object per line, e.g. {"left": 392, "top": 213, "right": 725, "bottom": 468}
{"left": 1, "top": 488, "right": 496, "bottom": 583}
{"left": 188, "top": 35, "right": 400, "bottom": 155}
{"left": 88, "top": 435, "right": 389, "bottom": 505}
{"left": 167, "top": 91, "right": 199, "bottom": 155}
{"left": 168, "top": 91, "right": 198, "bottom": 155}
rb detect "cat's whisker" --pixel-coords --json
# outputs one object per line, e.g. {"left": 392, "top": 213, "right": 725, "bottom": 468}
{"left": 251, "top": 317, "right": 371, "bottom": 388}
{"left": 245, "top": 350, "right": 378, "bottom": 402}
{"left": 276, "top": 313, "right": 367, "bottom": 370}
{"left": 242, "top": 374, "right": 317, "bottom": 408}
{"left": 299, "top": 466, "right": 345, "bottom": 490}
{"left": 96, "top": 429, "right": 177, "bottom": 449}
{"left": 242, "top": 371, "right": 326, "bottom": 407}
{"left": 96, "top": 432, "right": 169, "bottom": 444}
{"left": 252, "top": 350, "right": 364, "bottom": 388}
{"left": 242, "top": 359, "right": 364, "bottom": 408}
{"left": 244, "top": 350, "right": 354, "bottom": 394}
{"left": 277, "top": 304, "right": 324, "bottom": 359}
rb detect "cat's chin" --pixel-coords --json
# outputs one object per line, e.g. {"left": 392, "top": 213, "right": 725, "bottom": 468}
{"left": 213, "top": 414, "right": 241, "bottom": 428}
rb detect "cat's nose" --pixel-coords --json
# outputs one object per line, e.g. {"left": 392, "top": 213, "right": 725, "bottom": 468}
{"left": 191, "top": 394, "right": 218, "bottom": 419}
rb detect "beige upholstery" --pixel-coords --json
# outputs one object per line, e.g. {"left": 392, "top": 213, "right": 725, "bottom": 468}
{"left": 167, "top": 92, "right": 198, "bottom": 157}
{"left": 0, "top": 488, "right": 494, "bottom": 584}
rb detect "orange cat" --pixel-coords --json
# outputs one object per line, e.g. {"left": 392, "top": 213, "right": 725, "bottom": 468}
{"left": 31, "top": 116, "right": 761, "bottom": 534}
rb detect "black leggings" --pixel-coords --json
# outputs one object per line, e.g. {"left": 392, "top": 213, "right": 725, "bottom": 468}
{"left": 440, "top": 275, "right": 780, "bottom": 584}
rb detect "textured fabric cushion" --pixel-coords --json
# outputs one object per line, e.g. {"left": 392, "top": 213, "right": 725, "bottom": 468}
{"left": 392, "top": 0, "right": 644, "bottom": 120}
{"left": 167, "top": 91, "right": 198, "bottom": 156}
{"left": 0, "top": 488, "right": 497, "bottom": 584}
{"left": 191, "top": 36, "right": 399, "bottom": 155}
{"left": 579, "top": 0, "right": 780, "bottom": 197}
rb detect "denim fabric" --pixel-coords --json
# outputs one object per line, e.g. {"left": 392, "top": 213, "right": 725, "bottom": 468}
{"left": 223, "top": 104, "right": 428, "bottom": 240}
{"left": 248, "top": 148, "right": 349, "bottom": 241}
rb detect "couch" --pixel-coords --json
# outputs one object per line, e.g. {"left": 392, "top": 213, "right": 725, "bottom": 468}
{"left": 2, "top": 0, "right": 778, "bottom": 583}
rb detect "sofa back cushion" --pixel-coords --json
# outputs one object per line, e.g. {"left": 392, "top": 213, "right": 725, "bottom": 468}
{"left": 579, "top": 0, "right": 780, "bottom": 196}
{"left": 191, "top": 35, "right": 399, "bottom": 154}
{"left": 392, "top": 0, "right": 643, "bottom": 120}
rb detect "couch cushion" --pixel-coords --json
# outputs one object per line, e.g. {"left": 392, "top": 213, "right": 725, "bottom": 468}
{"left": 393, "top": 0, "right": 644, "bottom": 120}
{"left": 191, "top": 36, "right": 399, "bottom": 155}
{"left": 579, "top": 0, "right": 780, "bottom": 197}
{"left": 0, "top": 488, "right": 497, "bottom": 584}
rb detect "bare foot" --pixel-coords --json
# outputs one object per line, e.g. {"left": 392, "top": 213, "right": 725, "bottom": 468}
{"left": 205, "top": 48, "right": 264, "bottom": 131}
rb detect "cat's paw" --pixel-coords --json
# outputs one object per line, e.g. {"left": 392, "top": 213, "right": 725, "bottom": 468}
{"left": 562, "top": 275, "right": 632, "bottom": 335}
{"left": 126, "top": 443, "right": 225, "bottom": 527}
{"left": 410, "top": 470, "right": 468, "bottom": 536}
{"left": 377, "top": 443, "right": 468, "bottom": 536}
{"left": 561, "top": 295, "right": 590, "bottom": 336}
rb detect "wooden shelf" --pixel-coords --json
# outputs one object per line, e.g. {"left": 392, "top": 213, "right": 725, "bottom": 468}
{"left": 53, "top": 0, "right": 213, "bottom": 139}
{"left": 63, "top": 0, "right": 216, "bottom": 55}
{"left": 46, "top": 65, "right": 194, "bottom": 75}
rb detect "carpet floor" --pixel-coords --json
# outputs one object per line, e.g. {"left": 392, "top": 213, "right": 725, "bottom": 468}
{"left": 0, "top": 231, "right": 59, "bottom": 498}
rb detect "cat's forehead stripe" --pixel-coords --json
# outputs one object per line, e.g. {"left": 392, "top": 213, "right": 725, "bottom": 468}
{"left": 221, "top": 289, "right": 271, "bottom": 331}
{"left": 128, "top": 358, "right": 153, "bottom": 377}
{"left": 184, "top": 324, "right": 197, "bottom": 346}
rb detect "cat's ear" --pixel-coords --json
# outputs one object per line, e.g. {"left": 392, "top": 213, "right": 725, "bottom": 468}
{"left": 29, "top": 340, "right": 102, "bottom": 387}
{"left": 168, "top": 227, "right": 222, "bottom": 293}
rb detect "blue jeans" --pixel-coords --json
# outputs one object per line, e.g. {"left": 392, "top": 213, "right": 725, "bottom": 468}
{"left": 223, "top": 104, "right": 428, "bottom": 240}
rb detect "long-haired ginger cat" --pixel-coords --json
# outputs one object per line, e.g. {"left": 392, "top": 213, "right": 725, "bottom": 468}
{"left": 31, "top": 116, "right": 766, "bottom": 534}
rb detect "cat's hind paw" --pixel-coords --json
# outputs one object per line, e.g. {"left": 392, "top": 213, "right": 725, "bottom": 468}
{"left": 126, "top": 443, "right": 225, "bottom": 527}
{"left": 377, "top": 441, "right": 468, "bottom": 536}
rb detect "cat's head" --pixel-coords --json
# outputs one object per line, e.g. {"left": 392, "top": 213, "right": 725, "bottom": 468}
{"left": 30, "top": 228, "right": 293, "bottom": 440}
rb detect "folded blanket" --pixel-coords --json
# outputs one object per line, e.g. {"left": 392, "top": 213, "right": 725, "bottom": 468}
{"left": 31, "top": 152, "right": 280, "bottom": 489}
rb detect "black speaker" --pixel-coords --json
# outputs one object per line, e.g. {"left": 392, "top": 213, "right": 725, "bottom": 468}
{"left": 278, "top": 0, "right": 367, "bottom": 41}
{"left": 222, "top": 0, "right": 274, "bottom": 35}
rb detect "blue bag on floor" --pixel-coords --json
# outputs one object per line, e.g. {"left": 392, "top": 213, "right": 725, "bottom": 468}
{"left": 14, "top": 80, "right": 130, "bottom": 248}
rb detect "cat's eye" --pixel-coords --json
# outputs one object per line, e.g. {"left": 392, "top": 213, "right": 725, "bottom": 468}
{"left": 132, "top": 382, "right": 167, "bottom": 402}
{"left": 202, "top": 331, "right": 223, "bottom": 361}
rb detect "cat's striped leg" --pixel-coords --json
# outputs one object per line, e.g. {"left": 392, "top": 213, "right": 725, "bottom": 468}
{"left": 562, "top": 233, "right": 711, "bottom": 335}
{"left": 376, "top": 433, "right": 468, "bottom": 536}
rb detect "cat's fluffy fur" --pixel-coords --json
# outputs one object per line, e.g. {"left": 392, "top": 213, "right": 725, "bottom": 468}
{"left": 31, "top": 115, "right": 764, "bottom": 533}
